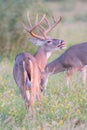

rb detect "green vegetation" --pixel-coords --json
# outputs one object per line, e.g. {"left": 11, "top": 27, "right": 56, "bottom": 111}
{"left": 0, "top": 59, "right": 87, "bottom": 129}
{"left": 0, "top": 0, "right": 87, "bottom": 129}
{"left": 0, "top": 0, "right": 50, "bottom": 60}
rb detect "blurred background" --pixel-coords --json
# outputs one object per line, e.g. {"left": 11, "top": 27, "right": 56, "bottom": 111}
{"left": 0, "top": 0, "right": 87, "bottom": 61}
{"left": 0, "top": 0, "right": 87, "bottom": 129}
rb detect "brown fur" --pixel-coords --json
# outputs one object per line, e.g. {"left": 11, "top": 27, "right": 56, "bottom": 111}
{"left": 13, "top": 38, "right": 65, "bottom": 114}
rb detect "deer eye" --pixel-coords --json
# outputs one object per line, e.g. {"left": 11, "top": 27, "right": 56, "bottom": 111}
{"left": 47, "top": 40, "right": 52, "bottom": 44}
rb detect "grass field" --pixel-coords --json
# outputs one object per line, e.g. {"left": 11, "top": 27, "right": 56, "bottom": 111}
{"left": 0, "top": 0, "right": 87, "bottom": 130}
{"left": 0, "top": 58, "right": 87, "bottom": 130}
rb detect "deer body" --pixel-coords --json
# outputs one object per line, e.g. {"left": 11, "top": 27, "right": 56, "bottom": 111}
{"left": 13, "top": 13, "right": 65, "bottom": 113}
{"left": 41, "top": 42, "right": 87, "bottom": 90}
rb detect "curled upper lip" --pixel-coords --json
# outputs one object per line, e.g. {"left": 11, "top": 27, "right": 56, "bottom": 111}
{"left": 57, "top": 41, "right": 66, "bottom": 47}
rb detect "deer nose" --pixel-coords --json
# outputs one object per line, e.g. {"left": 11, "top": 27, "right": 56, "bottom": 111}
{"left": 59, "top": 40, "right": 64, "bottom": 44}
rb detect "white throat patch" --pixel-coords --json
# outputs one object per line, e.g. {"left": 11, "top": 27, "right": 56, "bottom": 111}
{"left": 46, "top": 52, "right": 51, "bottom": 59}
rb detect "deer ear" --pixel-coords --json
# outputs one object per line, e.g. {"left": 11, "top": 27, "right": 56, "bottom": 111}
{"left": 29, "top": 38, "right": 45, "bottom": 46}
{"left": 29, "top": 38, "right": 37, "bottom": 45}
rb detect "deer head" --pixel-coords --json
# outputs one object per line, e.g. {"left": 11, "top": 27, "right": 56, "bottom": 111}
{"left": 23, "top": 12, "right": 66, "bottom": 53}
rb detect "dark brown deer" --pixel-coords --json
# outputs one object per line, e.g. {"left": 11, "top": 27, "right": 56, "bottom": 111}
{"left": 41, "top": 42, "right": 87, "bottom": 91}
{"left": 13, "top": 12, "right": 66, "bottom": 114}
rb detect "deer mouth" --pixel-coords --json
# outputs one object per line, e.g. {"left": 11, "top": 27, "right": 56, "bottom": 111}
{"left": 57, "top": 41, "right": 66, "bottom": 49}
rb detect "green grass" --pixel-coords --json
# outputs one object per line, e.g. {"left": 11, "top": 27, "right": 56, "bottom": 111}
{"left": 0, "top": 58, "right": 87, "bottom": 130}
{"left": 0, "top": 0, "right": 87, "bottom": 129}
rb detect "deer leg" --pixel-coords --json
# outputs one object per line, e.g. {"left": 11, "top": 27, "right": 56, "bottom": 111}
{"left": 43, "top": 77, "right": 48, "bottom": 92}
{"left": 66, "top": 67, "right": 79, "bottom": 86}
{"left": 66, "top": 68, "right": 72, "bottom": 86}
{"left": 28, "top": 94, "right": 35, "bottom": 118}
{"left": 66, "top": 74, "right": 70, "bottom": 86}
{"left": 41, "top": 72, "right": 49, "bottom": 94}
{"left": 80, "top": 67, "right": 86, "bottom": 84}
{"left": 18, "top": 84, "right": 33, "bottom": 118}
{"left": 36, "top": 84, "right": 42, "bottom": 108}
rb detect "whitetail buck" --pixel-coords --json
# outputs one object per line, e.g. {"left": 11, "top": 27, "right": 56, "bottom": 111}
{"left": 13, "top": 12, "right": 66, "bottom": 114}
{"left": 41, "top": 42, "right": 87, "bottom": 91}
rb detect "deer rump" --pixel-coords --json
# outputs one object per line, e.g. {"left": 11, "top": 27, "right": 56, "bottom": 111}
{"left": 13, "top": 52, "right": 41, "bottom": 104}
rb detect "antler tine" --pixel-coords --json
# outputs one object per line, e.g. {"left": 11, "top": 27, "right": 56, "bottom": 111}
{"left": 44, "top": 16, "right": 62, "bottom": 36}
{"left": 35, "top": 14, "right": 38, "bottom": 24}
{"left": 44, "top": 16, "right": 50, "bottom": 27}
{"left": 27, "top": 12, "right": 46, "bottom": 32}
{"left": 52, "top": 16, "right": 56, "bottom": 23}
{"left": 38, "top": 25, "right": 48, "bottom": 39}
{"left": 27, "top": 12, "right": 32, "bottom": 28}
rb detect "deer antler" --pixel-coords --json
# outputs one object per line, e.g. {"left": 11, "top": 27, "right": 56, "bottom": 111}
{"left": 23, "top": 12, "right": 62, "bottom": 40}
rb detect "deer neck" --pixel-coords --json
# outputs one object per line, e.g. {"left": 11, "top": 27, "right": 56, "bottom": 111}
{"left": 34, "top": 47, "right": 51, "bottom": 72}
{"left": 46, "top": 57, "right": 66, "bottom": 75}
